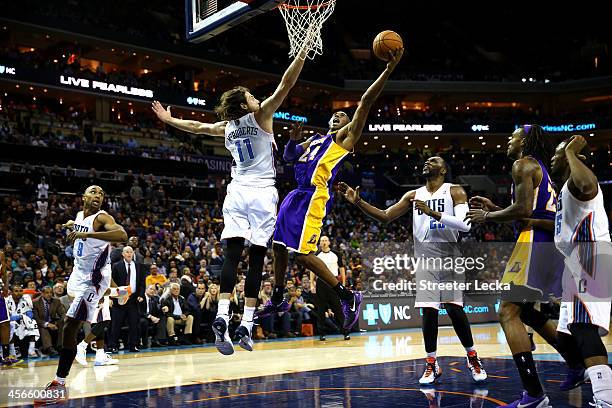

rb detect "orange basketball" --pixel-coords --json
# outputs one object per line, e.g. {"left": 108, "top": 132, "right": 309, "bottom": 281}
{"left": 373, "top": 30, "right": 403, "bottom": 61}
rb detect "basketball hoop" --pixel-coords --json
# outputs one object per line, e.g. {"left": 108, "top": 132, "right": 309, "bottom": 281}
{"left": 278, "top": 0, "right": 336, "bottom": 60}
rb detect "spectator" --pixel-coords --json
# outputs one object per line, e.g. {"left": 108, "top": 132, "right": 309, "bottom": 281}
{"left": 52, "top": 282, "right": 65, "bottom": 300}
{"left": 187, "top": 282, "right": 207, "bottom": 343}
{"left": 256, "top": 280, "right": 276, "bottom": 340}
{"left": 109, "top": 246, "right": 146, "bottom": 353}
{"left": 161, "top": 282, "right": 194, "bottom": 345}
{"left": 37, "top": 177, "right": 49, "bottom": 200}
{"left": 145, "top": 264, "right": 167, "bottom": 289}
{"left": 32, "top": 286, "right": 65, "bottom": 356}
{"left": 180, "top": 274, "right": 195, "bottom": 300}
{"left": 6, "top": 284, "right": 39, "bottom": 359}
{"left": 138, "top": 284, "right": 167, "bottom": 348}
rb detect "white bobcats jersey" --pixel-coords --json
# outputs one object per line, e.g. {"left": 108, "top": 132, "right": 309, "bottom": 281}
{"left": 413, "top": 183, "right": 459, "bottom": 244}
{"left": 554, "top": 182, "right": 610, "bottom": 258}
{"left": 225, "top": 112, "right": 276, "bottom": 187}
{"left": 72, "top": 210, "right": 111, "bottom": 276}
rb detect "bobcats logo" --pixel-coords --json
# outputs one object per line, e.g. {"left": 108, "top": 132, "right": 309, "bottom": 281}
{"left": 307, "top": 234, "right": 318, "bottom": 245}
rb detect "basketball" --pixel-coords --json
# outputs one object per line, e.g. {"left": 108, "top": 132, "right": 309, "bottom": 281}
{"left": 373, "top": 30, "right": 403, "bottom": 61}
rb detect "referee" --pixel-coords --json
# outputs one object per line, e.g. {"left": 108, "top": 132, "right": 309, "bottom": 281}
{"left": 312, "top": 236, "right": 350, "bottom": 341}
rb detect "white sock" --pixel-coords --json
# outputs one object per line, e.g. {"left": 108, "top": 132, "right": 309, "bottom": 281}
{"left": 426, "top": 351, "right": 436, "bottom": 359}
{"left": 217, "top": 299, "right": 230, "bottom": 322}
{"left": 465, "top": 346, "right": 476, "bottom": 354}
{"left": 78, "top": 340, "right": 87, "bottom": 349}
{"left": 28, "top": 342, "right": 35, "bottom": 354}
{"left": 9, "top": 344, "right": 16, "bottom": 356}
{"left": 241, "top": 306, "right": 255, "bottom": 333}
{"left": 587, "top": 365, "right": 612, "bottom": 403}
{"left": 54, "top": 376, "right": 66, "bottom": 385}
{"left": 95, "top": 348, "right": 106, "bottom": 359}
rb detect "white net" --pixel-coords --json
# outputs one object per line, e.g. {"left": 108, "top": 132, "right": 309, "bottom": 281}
{"left": 278, "top": 0, "right": 336, "bottom": 60}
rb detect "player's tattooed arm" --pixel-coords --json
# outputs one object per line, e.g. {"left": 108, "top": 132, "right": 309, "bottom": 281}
{"left": 339, "top": 182, "right": 414, "bottom": 224}
{"left": 521, "top": 218, "right": 554, "bottom": 232}
{"left": 565, "top": 135, "right": 598, "bottom": 200}
{"left": 465, "top": 158, "right": 537, "bottom": 224}
{"left": 152, "top": 101, "right": 227, "bottom": 136}
{"left": 336, "top": 48, "right": 404, "bottom": 151}
{"left": 468, "top": 196, "right": 502, "bottom": 212}
{"left": 67, "top": 213, "right": 128, "bottom": 244}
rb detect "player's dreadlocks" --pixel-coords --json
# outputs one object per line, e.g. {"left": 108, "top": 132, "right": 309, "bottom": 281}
{"left": 214, "top": 86, "right": 250, "bottom": 121}
{"left": 521, "top": 124, "right": 555, "bottom": 167}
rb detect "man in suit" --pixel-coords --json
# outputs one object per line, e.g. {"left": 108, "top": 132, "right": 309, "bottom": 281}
{"left": 109, "top": 246, "right": 146, "bottom": 352}
{"left": 138, "top": 284, "right": 167, "bottom": 348}
{"left": 187, "top": 282, "right": 207, "bottom": 344}
{"left": 33, "top": 286, "right": 66, "bottom": 356}
{"left": 161, "top": 283, "right": 193, "bottom": 345}
{"left": 110, "top": 236, "right": 145, "bottom": 264}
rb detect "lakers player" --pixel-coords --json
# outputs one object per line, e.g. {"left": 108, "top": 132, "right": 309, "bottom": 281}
{"left": 152, "top": 47, "right": 307, "bottom": 355}
{"left": 257, "top": 48, "right": 403, "bottom": 332}
{"left": 551, "top": 135, "right": 612, "bottom": 408}
{"left": 339, "top": 156, "right": 487, "bottom": 385}
{"left": 466, "top": 125, "right": 582, "bottom": 408}
{"left": 0, "top": 250, "right": 19, "bottom": 366}
{"left": 37, "top": 185, "right": 128, "bottom": 404}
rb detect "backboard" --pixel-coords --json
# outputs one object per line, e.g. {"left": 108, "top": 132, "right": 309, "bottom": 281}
{"left": 185, "top": 0, "right": 283, "bottom": 43}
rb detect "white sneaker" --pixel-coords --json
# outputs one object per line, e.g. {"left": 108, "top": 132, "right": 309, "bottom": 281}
{"left": 591, "top": 397, "right": 612, "bottom": 408}
{"left": 419, "top": 357, "right": 442, "bottom": 385}
{"left": 94, "top": 352, "right": 119, "bottom": 366}
{"left": 75, "top": 343, "right": 88, "bottom": 366}
{"left": 467, "top": 352, "right": 487, "bottom": 382}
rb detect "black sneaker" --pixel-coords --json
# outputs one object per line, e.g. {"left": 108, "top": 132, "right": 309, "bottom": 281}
{"left": 235, "top": 325, "right": 253, "bottom": 351}
{"left": 319, "top": 335, "right": 326, "bottom": 341}
{"left": 344, "top": 334, "right": 351, "bottom": 341}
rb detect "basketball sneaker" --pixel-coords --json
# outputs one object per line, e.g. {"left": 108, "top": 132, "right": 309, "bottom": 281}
{"left": 419, "top": 357, "right": 442, "bottom": 385}
{"left": 33, "top": 380, "right": 68, "bottom": 405}
{"left": 466, "top": 351, "right": 487, "bottom": 382}
{"left": 212, "top": 316, "right": 234, "bottom": 355}
{"left": 590, "top": 397, "right": 612, "bottom": 408}
{"left": 254, "top": 299, "right": 290, "bottom": 319}
{"left": 94, "top": 350, "right": 118, "bottom": 366}
{"left": 1, "top": 356, "right": 22, "bottom": 367}
{"left": 559, "top": 366, "right": 587, "bottom": 391}
{"left": 235, "top": 325, "right": 253, "bottom": 352}
{"left": 340, "top": 291, "right": 363, "bottom": 330}
{"left": 75, "top": 341, "right": 88, "bottom": 366}
{"left": 498, "top": 392, "right": 550, "bottom": 408}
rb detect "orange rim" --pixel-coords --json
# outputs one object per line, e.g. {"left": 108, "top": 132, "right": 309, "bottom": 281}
{"left": 278, "top": 0, "right": 333, "bottom": 10}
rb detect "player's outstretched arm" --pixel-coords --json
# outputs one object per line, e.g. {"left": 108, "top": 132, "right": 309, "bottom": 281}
{"left": 565, "top": 135, "right": 598, "bottom": 200}
{"left": 152, "top": 101, "right": 226, "bottom": 136}
{"left": 338, "top": 182, "right": 413, "bottom": 224}
{"left": 465, "top": 158, "right": 536, "bottom": 224}
{"left": 256, "top": 47, "right": 308, "bottom": 130}
{"left": 336, "top": 48, "right": 403, "bottom": 151}
{"left": 67, "top": 213, "right": 127, "bottom": 244}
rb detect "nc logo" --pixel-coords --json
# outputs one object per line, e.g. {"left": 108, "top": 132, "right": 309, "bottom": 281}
{"left": 379, "top": 303, "right": 392, "bottom": 325}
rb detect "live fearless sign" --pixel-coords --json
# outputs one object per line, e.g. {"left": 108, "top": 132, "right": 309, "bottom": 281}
{"left": 59, "top": 75, "right": 154, "bottom": 98}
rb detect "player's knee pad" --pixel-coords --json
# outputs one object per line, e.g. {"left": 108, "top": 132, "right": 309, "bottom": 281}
{"left": 569, "top": 323, "right": 607, "bottom": 359}
{"left": 519, "top": 303, "right": 548, "bottom": 330}
{"left": 91, "top": 320, "right": 110, "bottom": 338}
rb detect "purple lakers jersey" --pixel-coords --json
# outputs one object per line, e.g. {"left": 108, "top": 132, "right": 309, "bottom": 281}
{"left": 511, "top": 157, "right": 557, "bottom": 240}
{"left": 293, "top": 132, "right": 350, "bottom": 190}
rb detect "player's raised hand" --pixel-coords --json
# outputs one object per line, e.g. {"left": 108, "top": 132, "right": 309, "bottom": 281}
{"left": 152, "top": 101, "right": 172, "bottom": 123}
{"left": 289, "top": 121, "right": 304, "bottom": 141}
{"left": 464, "top": 209, "right": 488, "bottom": 224}
{"left": 411, "top": 199, "right": 433, "bottom": 216}
{"left": 565, "top": 135, "right": 587, "bottom": 160}
{"left": 386, "top": 47, "right": 404, "bottom": 71}
{"left": 67, "top": 230, "right": 88, "bottom": 244}
{"left": 469, "top": 196, "right": 495, "bottom": 211}
{"left": 62, "top": 220, "right": 75, "bottom": 230}
{"left": 338, "top": 182, "right": 361, "bottom": 204}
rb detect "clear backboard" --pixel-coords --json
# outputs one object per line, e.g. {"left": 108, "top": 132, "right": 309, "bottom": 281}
{"left": 185, "top": 0, "right": 283, "bottom": 43}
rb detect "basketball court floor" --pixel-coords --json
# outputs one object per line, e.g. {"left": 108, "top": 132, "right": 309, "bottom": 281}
{"left": 2, "top": 323, "right": 611, "bottom": 407}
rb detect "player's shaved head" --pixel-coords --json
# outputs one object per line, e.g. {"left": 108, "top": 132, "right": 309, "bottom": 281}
{"left": 84, "top": 185, "right": 105, "bottom": 195}
{"left": 82, "top": 185, "right": 105, "bottom": 212}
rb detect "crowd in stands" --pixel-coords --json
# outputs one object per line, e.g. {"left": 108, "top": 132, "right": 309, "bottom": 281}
{"left": 3, "top": 1, "right": 610, "bottom": 84}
